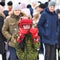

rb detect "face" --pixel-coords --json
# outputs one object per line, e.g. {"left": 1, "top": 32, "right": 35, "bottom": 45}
{"left": 48, "top": 6, "right": 55, "bottom": 12}
{"left": 23, "top": 25, "right": 30, "bottom": 30}
{"left": 14, "top": 10, "right": 21, "bottom": 16}
{"left": 36, "top": 7, "right": 43, "bottom": 13}
{"left": 38, "top": 8, "right": 43, "bottom": 13}
{"left": 58, "top": 13, "right": 60, "bottom": 19}
{"left": 8, "top": 6, "right": 12, "bottom": 9}
{"left": 8, "top": 6, "right": 12, "bottom": 11}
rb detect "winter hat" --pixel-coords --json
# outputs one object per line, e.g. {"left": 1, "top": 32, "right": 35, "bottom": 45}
{"left": 18, "top": 18, "right": 32, "bottom": 28}
{"left": 7, "top": 1, "right": 13, "bottom": 6}
{"left": 0, "top": 2, "right": 5, "bottom": 6}
{"left": 21, "top": 8, "right": 31, "bottom": 17}
{"left": 56, "top": 9, "right": 60, "bottom": 14}
{"left": 19, "top": 3, "right": 26, "bottom": 9}
{"left": 27, "top": 4, "right": 32, "bottom": 8}
{"left": 48, "top": 1, "right": 56, "bottom": 7}
{"left": 38, "top": 4, "right": 46, "bottom": 9}
{"left": 13, "top": 4, "right": 21, "bottom": 11}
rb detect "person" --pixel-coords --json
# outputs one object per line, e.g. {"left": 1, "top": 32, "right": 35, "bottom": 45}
{"left": 31, "top": 0, "right": 38, "bottom": 10}
{"left": 32, "top": 4, "right": 46, "bottom": 28}
{"left": 37, "top": 4, "right": 46, "bottom": 14}
{"left": 7, "top": 1, "right": 13, "bottom": 12}
{"left": 0, "top": 10, "right": 6, "bottom": 60}
{"left": 56, "top": 9, "right": 60, "bottom": 60}
{"left": 34, "top": 3, "right": 46, "bottom": 55}
{"left": 0, "top": 1, "right": 5, "bottom": 7}
{"left": 32, "top": 11, "right": 40, "bottom": 28}
{"left": 17, "top": 17, "right": 39, "bottom": 60}
{"left": 0, "top": 5, "right": 6, "bottom": 60}
{"left": 37, "top": 1, "right": 58, "bottom": 60}
{"left": 2, "top": 4, "right": 22, "bottom": 60}
{"left": 27, "top": 4, "right": 33, "bottom": 17}
{"left": 3, "top": 1, "right": 13, "bottom": 17}
{"left": 0, "top": 1, "right": 5, "bottom": 13}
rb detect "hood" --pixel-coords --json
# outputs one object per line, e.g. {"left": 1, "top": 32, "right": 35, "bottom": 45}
{"left": 11, "top": 13, "right": 22, "bottom": 20}
{"left": 44, "top": 7, "right": 56, "bottom": 15}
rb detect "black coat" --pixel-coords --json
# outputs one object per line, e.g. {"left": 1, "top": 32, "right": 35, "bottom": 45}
{"left": 0, "top": 15, "right": 6, "bottom": 54}
{"left": 58, "top": 19, "right": 60, "bottom": 49}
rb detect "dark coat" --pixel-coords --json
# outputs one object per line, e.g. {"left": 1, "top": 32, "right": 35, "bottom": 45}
{"left": 58, "top": 19, "right": 60, "bottom": 49}
{"left": 3, "top": 10, "right": 9, "bottom": 17}
{"left": 37, "top": 7, "right": 58, "bottom": 45}
{"left": 0, "top": 15, "right": 6, "bottom": 54}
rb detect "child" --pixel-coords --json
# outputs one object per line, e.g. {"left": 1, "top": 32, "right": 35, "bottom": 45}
{"left": 17, "top": 17, "right": 39, "bottom": 60}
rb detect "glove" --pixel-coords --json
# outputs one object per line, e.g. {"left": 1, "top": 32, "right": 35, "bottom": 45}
{"left": 30, "top": 28, "right": 39, "bottom": 43}
{"left": 17, "top": 28, "right": 28, "bottom": 43}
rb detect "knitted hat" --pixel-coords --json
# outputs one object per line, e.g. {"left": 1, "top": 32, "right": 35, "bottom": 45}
{"left": 21, "top": 8, "right": 31, "bottom": 17}
{"left": 48, "top": 1, "right": 56, "bottom": 7}
{"left": 13, "top": 4, "right": 21, "bottom": 11}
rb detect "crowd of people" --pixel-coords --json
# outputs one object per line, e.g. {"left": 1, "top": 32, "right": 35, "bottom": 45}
{"left": 0, "top": 0, "right": 60, "bottom": 60}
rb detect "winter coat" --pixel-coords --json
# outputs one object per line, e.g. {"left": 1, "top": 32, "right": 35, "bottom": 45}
{"left": 3, "top": 10, "right": 9, "bottom": 17}
{"left": 37, "top": 7, "right": 58, "bottom": 45}
{"left": 0, "top": 14, "right": 6, "bottom": 54}
{"left": 29, "top": 7, "right": 33, "bottom": 17}
{"left": 2, "top": 14, "right": 21, "bottom": 48}
{"left": 58, "top": 19, "right": 60, "bottom": 49}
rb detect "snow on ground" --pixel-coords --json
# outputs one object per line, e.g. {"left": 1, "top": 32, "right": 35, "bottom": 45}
{"left": 0, "top": 49, "right": 58, "bottom": 60}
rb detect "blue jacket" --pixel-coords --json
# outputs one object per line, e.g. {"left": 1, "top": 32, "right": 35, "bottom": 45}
{"left": 37, "top": 7, "right": 58, "bottom": 45}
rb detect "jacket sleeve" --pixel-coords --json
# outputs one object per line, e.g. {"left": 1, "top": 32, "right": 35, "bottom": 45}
{"left": 2, "top": 18, "right": 12, "bottom": 41}
{"left": 37, "top": 13, "right": 46, "bottom": 37}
